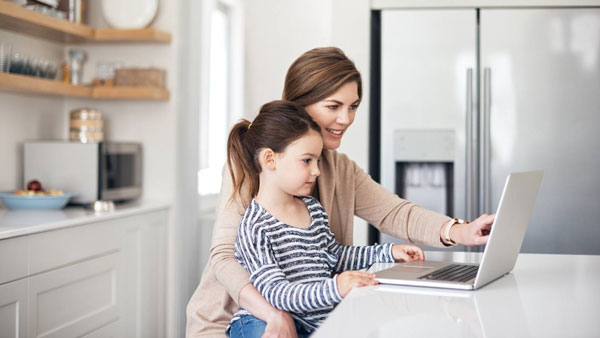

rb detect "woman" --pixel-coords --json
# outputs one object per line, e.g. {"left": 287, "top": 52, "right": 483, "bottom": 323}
{"left": 186, "top": 47, "right": 494, "bottom": 338}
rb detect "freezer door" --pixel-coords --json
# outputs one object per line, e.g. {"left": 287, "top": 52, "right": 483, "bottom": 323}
{"left": 380, "top": 9, "right": 477, "bottom": 247}
{"left": 480, "top": 8, "right": 600, "bottom": 254}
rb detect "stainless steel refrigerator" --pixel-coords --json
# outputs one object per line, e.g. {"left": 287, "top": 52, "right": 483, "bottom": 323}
{"left": 373, "top": 8, "right": 600, "bottom": 254}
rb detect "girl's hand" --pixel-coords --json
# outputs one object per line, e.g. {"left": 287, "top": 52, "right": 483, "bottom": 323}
{"left": 336, "top": 271, "right": 378, "bottom": 297}
{"left": 392, "top": 244, "right": 425, "bottom": 262}
{"left": 263, "top": 310, "right": 298, "bottom": 338}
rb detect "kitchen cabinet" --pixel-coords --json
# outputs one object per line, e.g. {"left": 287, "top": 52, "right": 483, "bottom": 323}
{"left": 0, "top": 207, "right": 167, "bottom": 338}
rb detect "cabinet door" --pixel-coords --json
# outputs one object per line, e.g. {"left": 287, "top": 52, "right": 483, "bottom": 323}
{"left": 380, "top": 9, "right": 476, "bottom": 243}
{"left": 28, "top": 253, "right": 122, "bottom": 338}
{"left": 0, "top": 236, "right": 28, "bottom": 285}
{"left": 121, "top": 210, "right": 167, "bottom": 338}
{"left": 0, "top": 279, "right": 27, "bottom": 338}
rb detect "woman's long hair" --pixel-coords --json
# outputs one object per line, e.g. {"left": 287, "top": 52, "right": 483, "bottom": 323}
{"left": 283, "top": 47, "right": 362, "bottom": 107}
{"left": 226, "top": 100, "right": 321, "bottom": 206}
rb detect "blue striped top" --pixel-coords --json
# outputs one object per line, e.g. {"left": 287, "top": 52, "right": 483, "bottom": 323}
{"left": 228, "top": 196, "right": 395, "bottom": 333}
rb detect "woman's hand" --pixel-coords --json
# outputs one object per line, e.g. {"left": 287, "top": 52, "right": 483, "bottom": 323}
{"left": 336, "top": 271, "right": 378, "bottom": 297}
{"left": 238, "top": 284, "right": 297, "bottom": 338}
{"left": 392, "top": 244, "right": 425, "bottom": 262}
{"left": 263, "top": 310, "right": 298, "bottom": 338}
{"left": 450, "top": 214, "right": 495, "bottom": 246}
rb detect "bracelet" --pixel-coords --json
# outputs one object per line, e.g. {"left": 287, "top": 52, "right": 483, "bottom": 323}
{"left": 443, "top": 218, "right": 467, "bottom": 246}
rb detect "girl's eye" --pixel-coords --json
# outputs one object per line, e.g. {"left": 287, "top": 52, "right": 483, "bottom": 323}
{"left": 350, "top": 104, "right": 359, "bottom": 111}
{"left": 327, "top": 105, "right": 338, "bottom": 110}
{"left": 303, "top": 158, "right": 311, "bottom": 164}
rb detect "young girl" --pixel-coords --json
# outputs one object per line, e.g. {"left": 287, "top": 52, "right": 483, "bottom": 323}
{"left": 225, "top": 100, "right": 425, "bottom": 338}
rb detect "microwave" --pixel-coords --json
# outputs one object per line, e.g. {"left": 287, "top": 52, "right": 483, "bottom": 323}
{"left": 24, "top": 141, "right": 142, "bottom": 204}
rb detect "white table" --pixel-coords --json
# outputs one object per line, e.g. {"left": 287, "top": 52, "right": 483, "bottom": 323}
{"left": 313, "top": 252, "right": 600, "bottom": 338}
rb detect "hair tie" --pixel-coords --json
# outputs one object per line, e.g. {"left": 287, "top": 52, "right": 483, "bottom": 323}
{"left": 247, "top": 122, "right": 252, "bottom": 130}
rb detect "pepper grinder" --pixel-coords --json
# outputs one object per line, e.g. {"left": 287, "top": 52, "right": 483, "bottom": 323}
{"left": 68, "top": 49, "right": 87, "bottom": 85}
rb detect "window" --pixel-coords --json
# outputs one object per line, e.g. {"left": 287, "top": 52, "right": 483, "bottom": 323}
{"left": 198, "top": 0, "right": 243, "bottom": 195}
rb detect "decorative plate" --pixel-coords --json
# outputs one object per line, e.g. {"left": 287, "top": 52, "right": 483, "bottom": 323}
{"left": 101, "top": 0, "right": 159, "bottom": 29}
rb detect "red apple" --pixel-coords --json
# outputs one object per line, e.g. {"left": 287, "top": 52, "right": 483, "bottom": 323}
{"left": 27, "top": 179, "right": 43, "bottom": 191}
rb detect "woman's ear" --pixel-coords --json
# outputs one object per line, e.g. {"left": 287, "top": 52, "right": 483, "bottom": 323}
{"left": 259, "top": 148, "right": 276, "bottom": 171}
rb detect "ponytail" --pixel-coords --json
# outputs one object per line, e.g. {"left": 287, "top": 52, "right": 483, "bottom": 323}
{"left": 226, "top": 119, "right": 259, "bottom": 205}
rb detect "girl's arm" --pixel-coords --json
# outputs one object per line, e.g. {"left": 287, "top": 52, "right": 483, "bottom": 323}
{"left": 326, "top": 232, "right": 395, "bottom": 273}
{"left": 251, "top": 264, "right": 343, "bottom": 313}
{"left": 307, "top": 196, "right": 395, "bottom": 272}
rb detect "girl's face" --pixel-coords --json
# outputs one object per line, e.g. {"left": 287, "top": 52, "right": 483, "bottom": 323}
{"left": 304, "top": 81, "right": 360, "bottom": 150}
{"left": 273, "top": 130, "right": 323, "bottom": 196}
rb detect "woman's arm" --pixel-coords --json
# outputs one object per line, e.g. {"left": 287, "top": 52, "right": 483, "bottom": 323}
{"left": 345, "top": 155, "right": 452, "bottom": 247}
{"left": 351, "top": 158, "right": 493, "bottom": 247}
{"left": 238, "top": 284, "right": 298, "bottom": 338}
{"left": 208, "top": 165, "right": 254, "bottom": 302}
{"left": 209, "top": 165, "right": 296, "bottom": 334}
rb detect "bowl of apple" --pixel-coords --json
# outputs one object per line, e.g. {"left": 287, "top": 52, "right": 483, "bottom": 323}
{"left": 0, "top": 180, "right": 73, "bottom": 210}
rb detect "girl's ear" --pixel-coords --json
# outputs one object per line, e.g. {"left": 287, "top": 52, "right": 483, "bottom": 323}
{"left": 259, "top": 148, "right": 276, "bottom": 171}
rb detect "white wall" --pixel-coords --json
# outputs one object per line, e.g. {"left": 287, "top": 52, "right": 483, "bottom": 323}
{"left": 244, "top": 0, "right": 372, "bottom": 245}
{"left": 244, "top": 0, "right": 333, "bottom": 114}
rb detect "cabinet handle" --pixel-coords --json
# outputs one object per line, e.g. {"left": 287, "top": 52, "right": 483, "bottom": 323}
{"left": 465, "top": 68, "right": 475, "bottom": 220}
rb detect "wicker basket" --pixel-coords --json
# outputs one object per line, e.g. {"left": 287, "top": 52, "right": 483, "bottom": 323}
{"left": 115, "top": 67, "right": 166, "bottom": 88}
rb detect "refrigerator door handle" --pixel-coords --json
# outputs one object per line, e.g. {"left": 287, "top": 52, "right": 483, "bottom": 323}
{"left": 465, "top": 68, "right": 475, "bottom": 221}
{"left": 481, "top": 68, "right": 492, "bottom": 214}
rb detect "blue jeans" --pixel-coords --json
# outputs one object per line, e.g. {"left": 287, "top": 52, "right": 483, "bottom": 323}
{"left": 228, "top": 314, "right": 312, "bottom": 338}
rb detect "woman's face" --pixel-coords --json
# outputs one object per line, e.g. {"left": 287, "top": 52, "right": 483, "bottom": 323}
{"left": 304, "top": 81, "right": 360, "bottom": 150}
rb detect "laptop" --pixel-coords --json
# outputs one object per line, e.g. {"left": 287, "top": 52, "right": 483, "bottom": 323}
{"left": 373, "top": 170, "right": 544, "bottom": 290}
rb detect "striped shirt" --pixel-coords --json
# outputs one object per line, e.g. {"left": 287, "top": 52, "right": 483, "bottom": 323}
{"left": 228, "top": 196, "right": 395, "bottom": 333}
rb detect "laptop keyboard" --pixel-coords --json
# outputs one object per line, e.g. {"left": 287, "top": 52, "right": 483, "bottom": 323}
{"left": 419, "top": 264, "right": 479, "bottom": 283}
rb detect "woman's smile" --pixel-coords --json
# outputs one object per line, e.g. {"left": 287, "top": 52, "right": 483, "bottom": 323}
{"left": 325, "top": 128, "right": 344, "bottom": 137}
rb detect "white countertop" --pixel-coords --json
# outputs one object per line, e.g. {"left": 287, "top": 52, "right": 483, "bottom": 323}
{"left": 0, "top": 201, "right": 170, "bottom": 240}
{"left": 313, "top": 251, "right": 600, "bottom": 338}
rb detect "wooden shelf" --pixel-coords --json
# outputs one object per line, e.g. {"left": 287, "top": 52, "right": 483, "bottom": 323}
{"left": 0, "top": 0, "right": 171, "bottom": 44}
{"left": 0, "top": 73, "right": 169, "bottom": 100}
{"left": 92, "top": 85, "right": 169, "bottom": 100}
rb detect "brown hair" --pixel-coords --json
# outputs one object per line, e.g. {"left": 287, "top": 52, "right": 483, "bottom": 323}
{"left": 227, "top": 100, "right": 321, "bottom": 205}
{"left": 283, "top": 47, "right": 362, "bottom": 107}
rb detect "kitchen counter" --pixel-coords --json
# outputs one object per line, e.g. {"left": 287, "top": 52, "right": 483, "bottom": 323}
{"left": 0, "top": 201, "right": 170, "bottom": 240}
{"left": 313, "top": 251, "right": 600, "bottom": 338}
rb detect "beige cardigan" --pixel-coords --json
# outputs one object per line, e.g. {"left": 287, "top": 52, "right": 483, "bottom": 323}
{"left": 186, "top": 149, "right": 452, "bottom": 337}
